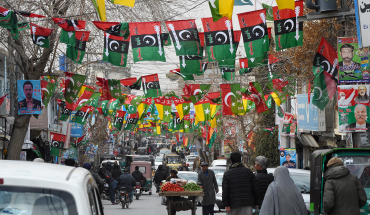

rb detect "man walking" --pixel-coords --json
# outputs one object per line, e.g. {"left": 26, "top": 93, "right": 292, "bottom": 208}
{"left": 254, "top": 156, "right": 274, "bottom": 207}
{"left": 222, "top": 152, "right": 260, "bottom": 215}
{"left": 198, "top": 162, "right": 218, "bottom": 215}
{"left": 323, "top": 157, "right": 367, "bottom": 215}
{"left": 154, "top": 165, "right": 167, "bottom": 193}
{"left": 101, "top": 168, "right": 118, "bottom": 205}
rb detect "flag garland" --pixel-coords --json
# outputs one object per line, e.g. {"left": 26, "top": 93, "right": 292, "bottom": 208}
{"left": 30, "top": 23, "right": 53, "bottom": 48}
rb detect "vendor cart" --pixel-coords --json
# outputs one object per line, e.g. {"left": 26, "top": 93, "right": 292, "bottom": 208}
{"left": 159, "top": 191, "right": 204, "bottom": 215}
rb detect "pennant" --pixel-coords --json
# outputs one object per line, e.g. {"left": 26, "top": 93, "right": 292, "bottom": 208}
{"left": 170, "top": 68, "right": 194, "bottom": 81}
{"left": 183, "top": 114, "right": 191, "bottom": 133}
{"left": 66, "top": 31, "right": 90, "bottom": 64}
{"left": 221, "top": 68, "right": 236, "bottom": 81}
{"left": 165, "top": 19, "right": 202, "bottom": 56}
{"left": 0, "top": 7, "right": 18, "bottom": 39}
{"left": 65, "top": 72, "right": 86, "bottom": 104}
{"left": 263, "top": 3, "right": 274, "bottom": 21}
{"left": 121, "top": 77, "right": 138, "bottom": 87}
{"left": 74, "top": 86, "right": 96, "bottom": 110}
{"left": 238, "top": 9, "right": 269, "bottom": 61}
{"left": 142, "top": 74, "right": 162, "bottom": 98}
{"left": 202, "top": 17, "right": 236, "bottom": 68}
{"left": 234, "top": 0, "right": 253, "bottom": 6}
{"left": 312, "top": 37, "right": 338, "bottom": 82}
{"left": 60, "top": 29, "right": 76, "bottom": 46}
{"left": 154, "top": 97, "right": 172, "bottom": 122}
{"left": 41, "top": 80, "right": 56, "bottom": 107}
{"left": 238, "top": 53, "right": 268, "bottom": 68}
{"left": 276, "top": 0, "right": 295, "bottom": 10}
{"left": 312, "top": 71, "right": 336, "bottom": 110}
{"left": 130, "top": 22, "right": 165, "bottom": 62}
{"left": 103, "top": 32, "right": 130, "bottom": 67}
{"left": 50, "top": 132, "right": 66, "bottom": 149}
{"left": 206, "top": 126, "right": 217, "bottom": 148}
{"left": 221, "top": 83, "right": 244, "bottom": 115}
{"left": 249, "top": 82, "right": 269, "bottom": 113}
{"left": 52, "top": 18, "right": 86, "bottom": 31}
{"left": 209, "top": 109, "right": 222, "bottom": 128}
{"left": 16, "top": 11, "right": 45, "bottom": 18}
{"left": 32, "top": 144, "right": 42, "bottom": 158}
{"left": 162, "top": 33, "right": 172, "bottom": 46}
{"left": 30, "top": 23, "right": 53, "bottom": 48}
{"left": 124, "top": 112, "right": 139, "bottom": 130}
{"left": 194, "top": 98, "right": 212, "bottom": 122}
{"left": 113, "top": 110, "right": 126, "bottom": 130}
{"left": 172, "top": 112, "right": 184, "bottom": 131}
{"left": 208, "top": 0, "right": 234, "bottom": 22}
{"left": 91, "top": 0, "right": 106, "bottom": 21}
{"left": 108, "top": 78, "right": 124, "bottom": 99}
{"left": 173, "top": 98, "right": 191, "bottom": 120}
{"left": 183, "top": 84, "right": 212, "bottom": 96}
{"left": 111, "top": 0, "right": 135, "bottom": 7}
{"left": 57, "top": 100, "right": 73, "bottom": 121}
{"left": 239, "top": 58, "right": 253, "bottom": 75}
{"left": 93, "top": 21, "right": 129, "bottom": 38}
{"left": 137, "top": 98, "right": 152, "bottom": 123}
{"left": 89, "top": 93, "right": 100, "bottom": 108}
{"left": 274, "top": 1, "right": 304, "bottom": 51}
{"left": 72, "top": 105, "right": 93, "bottom": 125}
{"left": 241, "top": 95, "right": 255, "bottom": 114}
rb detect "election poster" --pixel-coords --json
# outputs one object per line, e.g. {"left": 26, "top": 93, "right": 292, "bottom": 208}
{"left": 338, "top": 37, "right": 370, "bottom": 83}
{"left": 281, "top": 112, "right": 297, "bottom": 137}
{"left": 338, "top": 85, "right": 370, "bottom": 132}
{"left": 280, "top": 148, "right": 296, "bottom": 168}
{"left": 17, "top": 80, "right": 42, "bottom": 115}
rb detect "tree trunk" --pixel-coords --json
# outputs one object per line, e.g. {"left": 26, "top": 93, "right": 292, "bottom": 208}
{"left": 6, "top": 114, "right": 31, "bottom": 160}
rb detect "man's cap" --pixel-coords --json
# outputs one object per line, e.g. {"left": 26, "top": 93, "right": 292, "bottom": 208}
{"left": 83, "top": 163, "right": 92, "bottom": 170}
{"left": 200, "top": 162, "right": 209, "bottom": 166}
{"left": 327, "top": 157, "right": 344, "bottom": 168}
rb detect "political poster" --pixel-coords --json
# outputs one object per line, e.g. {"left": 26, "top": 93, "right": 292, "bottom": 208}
{"left": 17, "top": 80, "right": 42, "bottom": 115}
{"left": 338, "top": 37, "right": 370, "bottom": 83}
{"left": 338, "top": 85, "right": 370, "bottom": 132}
{"left": 280, "top": 148, "right": 296, "bottom": 168}
{"left": 281, "top": 112, "right": 297, "bottom": 137}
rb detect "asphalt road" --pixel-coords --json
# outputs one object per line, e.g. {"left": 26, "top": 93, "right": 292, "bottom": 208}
{"left": 103, "top": 191, "right": 227, "bottom": 215}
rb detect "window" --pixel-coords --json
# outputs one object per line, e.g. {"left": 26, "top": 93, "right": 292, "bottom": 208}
{"left": 87, "top": 183, "right": 97, "bottom": 215}
{"left": 93, "top": 188, "right": 103, "bottom": 215}
{"left": 139, "top": 166, "right": 146, "bottom": 174}
{"left": 340, "top": 156, "right": 370, "bottom": 188}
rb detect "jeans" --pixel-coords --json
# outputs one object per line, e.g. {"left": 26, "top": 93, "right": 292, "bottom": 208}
{"left": 108, "top": 184, "right": 116, "bottom": 203}
{"left": 129, "top": 190, "right": 134, "bottom": 200}
{"left": 202, "top": 204, "right": 214, "bottom": 215}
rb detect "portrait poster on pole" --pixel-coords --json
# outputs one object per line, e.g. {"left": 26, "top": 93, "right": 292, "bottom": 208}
{"left": 338, "top": 37, "right": 370, "bottom": 83}
{"left": 17, "top": 80, "right": 42, "bottom": 115}
{"left": 338, "top": 85, "right": 370, "bottom": 132}
{"left": 280, "top": 148, "right": 296, "bottom": 168}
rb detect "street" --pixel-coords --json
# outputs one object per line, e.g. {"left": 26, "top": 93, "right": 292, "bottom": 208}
{"left": 102, "top": 192, "right": 226, "bottom": 215}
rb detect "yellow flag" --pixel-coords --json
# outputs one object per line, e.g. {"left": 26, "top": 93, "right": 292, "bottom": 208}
{"left": 219, "top": 0, "right": 235, "bottom": 20}
{"left": 270, "top": 92, "right": 282, "bottom": 107}
{"left": 111, "top": 0, "right": 135, "bottom": 7}
{"left": 92, "top": 0, "right": 106, "bottom": 21}
{"left": 276, "top": 0, "right": 295, "bottom": 10}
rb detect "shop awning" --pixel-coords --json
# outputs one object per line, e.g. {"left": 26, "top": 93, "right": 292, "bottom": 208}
{"left": 300, "top": 133, "right": 320, "bottom": 148}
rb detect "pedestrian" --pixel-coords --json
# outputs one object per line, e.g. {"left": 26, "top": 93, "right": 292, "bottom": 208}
{"left": 222, "top": 152, "right": 260, "bottom": 215}
{"left": 166, "top": 169, "right": 179, "bottom": 181}
{"left": 323, "top": 157, "right": 366, "bottom": 215}
{"left": 132, "top": 166, "right": 145, "bottom": 186}
{"left": 259, "top": 166, "right": 306, "bottom": 215}
{"left": 117, "top": 168, "right": 136, "bottom": 202}
{"left": 198, "top": 162, "right": 218, "bottom": 215}
{"left": 181, "top": 162, "right": 189, "bottom": 171}
{"left": 254, "top": 156, "right": 274, "bottom": 207}
{"left": 112, "top": 163, "right": 122, "bottom": 181}
{"left": 83, "top": 163, "right": 104, "bottom": 194}
{"left": 106, "top": 161, "right": 113, "bottom": 172}
{"left": 65, "top": 158, "right": 76, "bottom": 167}
{"left": 98, "top": 163, "right": 107, "bottom": 179}
{"left": 193, "top": 157, "right": 201, "bottom": 173}
{"left": 101, "top": 167, "right": 118, "bottom": 205}
{"left": 154, "top": 165, "right": 167, "bottom": 193}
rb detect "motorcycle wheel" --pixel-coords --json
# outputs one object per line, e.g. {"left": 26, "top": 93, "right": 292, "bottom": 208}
{"left": 126, "top": 202, "right": 130, "bottom": 208}
{"left": 149, "top": 191, "right": 152, "bottom": 195}
{"left": 136, "top": 195, "right": 139, "bottom": 200}
{"left": 121, "top": 201, "right": 125, "bottom": 209}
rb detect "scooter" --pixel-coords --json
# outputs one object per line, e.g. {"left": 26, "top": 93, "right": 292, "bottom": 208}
{"left": 134, "top": 182, "right": 142, "bottom": 200}
{"left": 119, "top": 187, "right": 130, "bottom": 209}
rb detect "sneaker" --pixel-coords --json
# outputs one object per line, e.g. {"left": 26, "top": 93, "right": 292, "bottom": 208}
{"left": 112, "top": 203, "right": 115, "bottom": 205}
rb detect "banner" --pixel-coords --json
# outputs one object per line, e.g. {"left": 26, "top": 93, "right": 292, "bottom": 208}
{"left": 338, "top": 37, "right": 370, "bottom": 83}
{"left": 280, "top": 148, "right": 296, "bottom": 168}
{"left": 338, "top": 84, "right": 370, "bottom": 132}
{"left": 18, "top": 80, "right": 42, "bottom": 115}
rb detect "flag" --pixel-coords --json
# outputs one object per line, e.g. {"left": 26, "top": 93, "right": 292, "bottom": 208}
{"left": 170, "top": 68, "right": 194, "bottom": 81}
{"left": 183, "top": 136, "right": 189, "bottom": 147}
{"left": 179, "top": 55, "right": 208, "bottom": 75}
{"left": 165, "top": 19, "right": 202, "bottom": 56}
{"left": 162, "top": 33, "right": 172, "bottom": 46}
{"left": 234, "top": 0, "right": 253, "bottom": 6}
{"left": 142, "top": 74, "right": 162, "bottom": 98}
{"left": 60, "top": 29, "right": 77, "bottom": 45}
{"left": 93, "top": 21, "right": 129, "bottom": 38}
{"left": 154, "top": 97, "right": 172, "bottom": 122}
{"left": 206, "top": 126, "right": 217, "bottom": 148}
{"left": 173, "top": 98, "right": 191, "bottom": 120}
{"left": 91, "top": 0, "right": 106, "bottom": 21}
{"left": 66, "top": 31, "right": 90, "bottom": 64}
{"left": 153, "top": 125, "right": 161, "bottom": 135}
{"left": 72, "top": 105, "right": 93, "bottom": 125}
{"left": 137, "top": 98, "right": 152, "bottom": 123}
{"left": 183, "top": 84, "right": 212, "bottom": 96}
{"left": 52, "top": 18, "right": 86, "bottom": 31}
{"left": 263, "top": 3, "right": 274, "bottom": 21}
{"left": 0, "top": 7, "right": 18, "bottom": 39}
{"left": 16, "top": 11, "right": 45, "bottom": 18}
{"left": 194, "top": 98, "right": 212, "bottom": 122}
{"left": 264, "top": 94, "right": 272, "bottom": 109}
{"left": 208, "top": 0, "right": 235, "bottom": 22}
{"left": 206, "top": 92, "right": 222, "bottom": 104}
{"left": 74, "top": 85, "right": 96, "bottom": 110}
{"left": 312, "top": 71, "right": 336, "bottom": 110}
{"left": 270, "top": 92, "right": 282, "bottom": 107}
{"left": 99, "top": 100, "right": 109, "bottom": 117}
{"left": 249, "top": 82, "right": 269, "bottom": 113}
{"left": 111, "top": 0, "right": 135, "bottom": 7}
{"left": 130, "top": 22, "right": 165, "bottom": 62}
{"left": 64, "top": 72, "right": 86, "bottom": 104}
{"left": 30, "top": 23, "right": 53, "bottom": 48}
{"left": 113, "top": 110, "right": 126, "bottom": 130}
{"left": 312, "top": 37, "right": 338, "bottom": 82}
{"left": 73, "top": 138, "right": 90, "bottom": 148}
{"left": 241, "top": 95, "right": 255, "bottom": 114}
{"left": 31, "top": 144, "right": 42, "bottom": 158}
{"left": 274, "top": 1, "right": 304, "bottom": 51}
{"left": 124, "top": 112, "right": 139, "bottom": 130}
{"left": 239, "top": 58, "right": 253, "bottom": 75}
{"left": 108, "top": 78, "right": 124, "bottom": 99}
{"left": 199, "top": 32, "right": 205, "bottom": 55}
{"left": 239, "top": 53, "right": 268, "bottom": 69}
{"left": 4, "top": 22, "right": 29, "bottom": 33}
{"left": 233, "top": 30, "right": 242, "bottom": 51}
{"left": 262, "top": 127, "right": 276, "bottom": 137}
{"left": 103, "top": 33, "right": 130, "bottom": 67}
{"left": 128, "top": 77, "right": 141, "bottom": 90}
{"left": 108, "top": 99, "right": 122, "bottom": 116}
{"left": 238, "top": 9, "right": 269, "bottom": 61}
{"left": 221, "top": 68, "right": 236, "bottom": 81}
{"left": 202, "top": 17, "right": 236, "bottom": 68}
{"left": 183, "top": 114, "right": 191, "bottom": 133}
{"left": 121, "top": 77, "right": 138, "bottom": 87}
{"left": 220, "top": 83, "right": 244, "bottom": 115}
{"left": 57, "top": 100, "right": 73, "bottom": 121}
{"left": 276, "top": 0, "right": 295, "bottom": 10}
{"left": 172, "top": 112, "right": 183, "bottom": 131}
{"left": 41, "top": 81, "right": 56, "bottom": 107}
{"left": 50, "top": 132, "right": 66, "bottom": 149}
{"left": 209, "top": 110, "right": 222, "bottom": 128}
{"left": 82, "top": 92, "right": 100, "bottom": 110}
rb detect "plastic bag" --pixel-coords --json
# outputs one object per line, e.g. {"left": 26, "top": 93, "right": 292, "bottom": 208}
{"left": 161, "top": 196, "right": 167, "bottom": 205}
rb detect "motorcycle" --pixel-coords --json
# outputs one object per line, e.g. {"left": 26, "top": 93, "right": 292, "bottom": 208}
{"left": 119, "top": 187, "right": 131, "bottom": 209}
{"left": 101, "top": 180, "right": 110, "bottom": 200}
{"left": 134, "top": 182, "right": 142, "bottom": 200}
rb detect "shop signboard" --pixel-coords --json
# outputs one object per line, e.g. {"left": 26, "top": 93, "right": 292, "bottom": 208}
{"left": 297, "top": 94, "right": 326, "bottom": 132}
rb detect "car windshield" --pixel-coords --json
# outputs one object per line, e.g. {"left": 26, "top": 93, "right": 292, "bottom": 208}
{"left": 135, "top": 157, "right": 150, "bottom": 161}
{"left": 156, "top": 157, "right": 163, "bottom": 162}
{"left": 160, "top": 150, "right": 171, "bottom": 154}
{"left": 167, "top": 157, "right": 181, "bottom": 163}
{"left": 290, "top": 173, "right": 310, "bottom": 194}
{"left": 187, "top": 157, "right": 196, "bottom": 163}
{"left": 177, "top": 173, "right": 198, "bottom": 182}
{"left": 0, "top": 186, "right": 78, "bottom": 215}
{"left": 216, "top": 175, "right": 223, "bottom": 186}
{"left": 209, "top": 168, "right": 226, "bottom": 174}
{"left": 339, "top": 156, "right": 370, "bottom": 188}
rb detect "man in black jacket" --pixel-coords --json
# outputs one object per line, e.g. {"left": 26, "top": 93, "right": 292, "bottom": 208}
{"left": 132, "top": 166, "right": 145, "bottom": 186}
{"left": 254, "top": 156, "right": 274, "bottom": 207}
{"left": 222, "top": 152, "right": 260, "bottom": 215}
{"left": 154, "top": 165, "right": 167, "bottom": 193}
{"left": 83, "top": 163, "right": 104, "bottom": 194}
{"left": 117, "top": 169, "right": 136, "bottom": 202}
{"left": 102, "top": 168, "right": 118, "bottom": 205}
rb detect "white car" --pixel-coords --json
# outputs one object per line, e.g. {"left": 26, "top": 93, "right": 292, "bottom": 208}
{"left": 155, "top": 156, "right": 163, "bottom": 170}
{"left": 100, "top": 159, "right": 120, "bottom": 168}
{"left": 211, "top": 159, "right": 227, "bottom": 167}
{"left": 0, "top": 160, "right": 103, "bottom": 214}
{"left": 185, "top": 155, "right": 198, "bottom": 170}
{"left": 177, "top": 171, "right": 198, "bottom": 182}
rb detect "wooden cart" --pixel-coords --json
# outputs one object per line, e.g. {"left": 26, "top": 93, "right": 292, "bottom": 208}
{"left": 159, "top": 191, "right": 204, "bottom": 215}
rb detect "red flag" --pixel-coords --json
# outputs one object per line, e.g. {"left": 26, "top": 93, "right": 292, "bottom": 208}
{"left": 175, "top": 133, "right": 180, "bottom": 143}
{"left": 323, "top": 71, "right": 337, "bottom": 100}
{"left": 52, "top": 18, "right": 86, "bottom": 31}
{"left": 41, "top": 80, "right": 48, "bottom": 101}
{"left": 73, "top": 85, "right": 95, "bottom": 110}
{"left": 50, "top": 132, "right": 66, "bottom": 149}
{"left": 92, "top": 21, "right": 120, "bottom": 31}
{"left": 96, "top": 77, "right": 113, "bottom": 101}
{"left": 121, "top": 77, "right": 138, "bottom": 86}
{"left": 313, "top": 37, "right": 338, "bottom": 81}
{"left": 267, "top": 27, "right": 272, "bottom": 39}
{"left": 249, "top": 82, "right": 269, "bottom": 113}
{"left": 199, "top": 32, "right": 205, "bottom": 48}
{"left": 16, "top": 11, "right": 45, "bottom": 18}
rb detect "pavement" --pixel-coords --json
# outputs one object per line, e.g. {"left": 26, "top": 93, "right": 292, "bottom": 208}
{"left": 103, "top": 191, "right": 227, "bottom": 215}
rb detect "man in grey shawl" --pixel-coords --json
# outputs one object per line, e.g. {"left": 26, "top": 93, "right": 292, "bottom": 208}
{"left": 259, "top": 166, "right": 307, "bottom": 215}
{"left": 198, "top": 162, "right": 218, "bottom": 215}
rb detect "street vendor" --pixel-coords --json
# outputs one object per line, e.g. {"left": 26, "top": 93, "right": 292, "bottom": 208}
{"left": 166, "top": 169, "right": 179, "bottom": 181}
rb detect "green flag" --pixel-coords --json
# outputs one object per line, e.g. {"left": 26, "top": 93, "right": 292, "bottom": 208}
{"left": 64, "top": 72, "right": 86, "bottom": 104}
{"left": 179, "top": 55, "right": 208, "bottom": 75}
{"left": 221, "top": 68, "right": 236, "bottom": 81}
{"left": 32, "top": 144, "right": 42, "bottom": 158}
{"left": 108, "top": 79, "right": 124, "bottom": 99}
{"left": 0, "top": 9, "right": 19, "bottom": 39}
{"left": 60, "top": 29, "right": 76, "bottom": 45}
{"left": 124, "top": 113, "right": 139, "bottom": 130}
{"left": 262, "top": 3, "right": 274, "bottom": 21}
{"left": 103, "top": 33, "right": 130, "bottom": 67}
{"left": 66, "top": 31, "right": 90, "bottom": 64}
{"left": 72, "top": 105, "right": 93, "bottom": 125}
{"left": 312, "top": 72, "right": 330, "bottom": 111}
{"left": 142, "top": 74, "right": 162, "bottom": 98}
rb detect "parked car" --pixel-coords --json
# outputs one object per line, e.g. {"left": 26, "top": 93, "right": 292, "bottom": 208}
{"left": 177, "top": 171, "right": 198, "bottom": 182}
{"left": 211, "top": 159, "right": 227, "bottom": 167}
{"left": 0, "top": 160, "right": 104, "bottom": 214}
{"left": 208, "top": 166, "right": 227, "bottom": 175}
{"left": 185, "top": 155, "right": 198, "bottom": 170}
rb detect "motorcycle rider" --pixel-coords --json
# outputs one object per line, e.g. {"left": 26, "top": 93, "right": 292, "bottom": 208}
{"left": 117, "top": 168, "right": 136, "bottom": 202}
{"left": 132, "top": 166, "right": 145, "bottom": 187}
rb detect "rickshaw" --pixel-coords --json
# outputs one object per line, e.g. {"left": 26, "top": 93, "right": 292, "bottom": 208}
{"left": 130, "top": 161, "right": 153, "bottom": 195}
{"left": 163, "top": 154, "right": 182, "bottom": 176}
{"left": 99, "top": 154, "right": 116, "bottom": 164}
{"left": 120, "top": 155, "right": 138, "bottom": 173}
{"left": 137, "top": 147, "right": 147, "bottom": 155}
{"left": 310, "top": 148, "right": 370, "bottom": 215}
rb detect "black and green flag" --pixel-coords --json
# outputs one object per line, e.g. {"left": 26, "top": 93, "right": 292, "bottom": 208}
{"left": 103, "top": 33, "right": 130, "bottom": 67}
{"left": 66, "top": 31, "right": 90, "bottom": 64}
